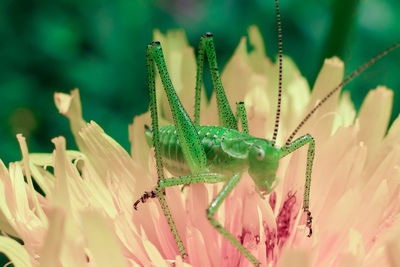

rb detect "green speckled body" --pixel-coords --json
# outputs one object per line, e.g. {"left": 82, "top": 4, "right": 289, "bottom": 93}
{"left": 146, "top": 125, "right": 248, "bottom": 176}
{"left": 145, "top": 124, "right": 282, "bottom": 193}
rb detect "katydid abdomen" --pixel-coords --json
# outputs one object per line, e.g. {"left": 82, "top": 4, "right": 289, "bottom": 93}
{"left": 145, "top": 124, "right": 250, "bottom": 177}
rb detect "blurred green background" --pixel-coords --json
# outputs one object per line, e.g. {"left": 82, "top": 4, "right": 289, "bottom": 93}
{"left": 1, "top": 0, "right": 400, "bottom": 166}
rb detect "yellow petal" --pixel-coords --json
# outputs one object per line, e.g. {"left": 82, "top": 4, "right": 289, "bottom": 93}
{"left": 81, "top": 210, "right": 128, "bottom": 267}
{"left": 277, "top": 247, "right": 311, "bottom": 267}
{"left": 247, "top": 25, "right": 270, "bottom": 72}
{"left": 129, "top": 112, "right": 151, "bottom": 171}
{"left": 300, "top": 57, "right": 344, "bottom": 142}
{"left": 332, "top": 91, "right": 356, "bottom": 134}
{"left": 0, "top": 236, "right": 32, "bottom": 267}
{"left": 142, "top": 239, "right": 169, "bottom": 267}
{"left": 17, "top": 134, "right": 47, "bottom": 224}
{"left": 0, "top": 160, "right": 19, "bottom": 237}
{"left": 38, "top": 208, "right": 66, "bottom": 267}
{"left": 79, "top": 121, "right": 148, "bottom": 201}
{"left": 386, "top": 227, "right": 400, "bottom": 267}
{"left": 51, "top": 137, "right": 72, "bottom": 210}
{"left": 357, "top": 86, "right": 393, "bottom": 160}
{"left": 54, "top": 89, "right": 87, "bottom": 151}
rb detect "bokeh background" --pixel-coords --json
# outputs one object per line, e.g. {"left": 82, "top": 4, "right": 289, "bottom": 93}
{"left": 1, "top": 0, "right": 400, "bottom": 166}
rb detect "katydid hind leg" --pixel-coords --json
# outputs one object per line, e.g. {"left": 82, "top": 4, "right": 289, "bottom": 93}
{"left": 280, "top": 134, "right": 315, "bottom": 236}
{"left": 195, "top": 33, "right": 238, "bottom": 130}
{"left": 236, "top": 101, "right": 249, "bottom": 134}
{"left": 148, "top": 41, "right": 207, "bottom": 175}
{"left": 146, "top": 42, "right": 186, "bottom": 257}
{"left": 146, "top": 41, "right": 217, "bottom": 258}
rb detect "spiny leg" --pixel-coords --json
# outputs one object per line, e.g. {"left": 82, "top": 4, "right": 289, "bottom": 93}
{"left": 146, "top": 41, "right": 209, "bottom": 258}
{"left": 159, "top": 173, "right": 226, "bottom": 188}
{"left": 235, "top": 101, "right": 249, "bottom": 134}
{"left": 207, "top": 173, "right": 260, "bottom": 266}
{"left": 194, "top": 33, "right": 237, "bottom": 130}
{"left": 133, "top": 190, "right": 157, "bottom": 210}
{"left": 280, "top": 134, "right": 315, "bottom": 237}
{"left": 135, "top": 173, "right": 226, "bottom": 209}
{"left": 146, "top": 42, "right": 185, "bottom": 257}
{"left": 148, "top": 42, "right": 207, "bottom": 175}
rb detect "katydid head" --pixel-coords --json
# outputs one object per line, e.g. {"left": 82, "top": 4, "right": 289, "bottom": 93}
{"left": 247, "top": 139, "right": 280, "bottom": 194}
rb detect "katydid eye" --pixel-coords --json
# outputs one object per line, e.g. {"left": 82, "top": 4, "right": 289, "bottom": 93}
{"left": 256, "top": 149, "right": 265, "bottom": 161}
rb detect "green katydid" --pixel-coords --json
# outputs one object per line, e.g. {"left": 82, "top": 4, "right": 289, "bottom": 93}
{"left": 133, "top": 0, "right": 400, "bottom": 265}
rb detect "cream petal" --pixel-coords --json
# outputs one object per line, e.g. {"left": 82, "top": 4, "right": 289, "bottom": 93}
{"left": 78, "top": 121, "right": 146, "bottom": 202}
{"left": 145, "top": 200, "right": 179, "bottom": 259}
{"left": 17, "top": 134, "right": 47, "bottom": 224}
{"left": 185, "top": 184, "right": 219, "bottom": 264}
{"left": 51, "top": 137, "right": 72, "bottom": 209}
{"left": 247, "top": 25, "right": 271, "bottom": 73}
{"left": 0, "top": 160, "right": 19, "bottom": 237}
{"left": 186, "top": 228, "right": 212, "bottom": 267}
{"left": 357, "top": 86, "right": 393, "bottom": 161}
{"left": 357, "top": 180, "right": 390, "bottom": 246}
{"left": 221, "top": 37, "right": 253, "bottom": 106}
{"left": 332, "top": 91, "right": 356, "bottom": 134}
{"left": 244, "top": 80, "right": 270, "bottom": 138}
{"left": 81, "top": 210, "right": 128, "bottom": 267}
{"left": 38, "top": 208, "right": 65, "bottom": 267}
{"left": 277, "top": 247, "right": 312, "bottom": 267}
{"left": 318, "top": 144, "right": 367, "bottom": 218}
{"left": 297, "top": 57, "right": 344, "bottom": 143}
{"left": 142, "top": 238, "right": 169, "bottom": 267}
{"left": 26, "top": 153, "right": 54, "bottom": 196}
{"left": 369, "top": 115, "right": 400, "bottom": 173}
{"left": 284, "top": 74, "right": 311, "bottom": 137}
{"left": 54, "top": 89, "right": 87, "bottom": 151}
{"left": 0, "top": 236, "right": 32, "bottom": 267}
{"left": 336, "top": 229, "right": 365, "bottom": 267}
{"left": 129, "top": 112, "right": 151, "bottom": 171}
{"left": 386, "top": 228, "right": 400, "bottom": 267}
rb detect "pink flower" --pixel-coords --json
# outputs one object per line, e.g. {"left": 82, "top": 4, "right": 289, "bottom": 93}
{"left": 0, "top": 26, "right": 399, "bottom": 267}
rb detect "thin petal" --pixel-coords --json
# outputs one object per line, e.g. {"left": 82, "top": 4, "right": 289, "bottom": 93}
{"left": 142, "top": 238, "right": 169, "bottom": 267}
{"left": 81, "top": 211, "right": 128, "bottom": 267}
{"left": 54, "top": 89, "right": 87, "bottom": 151}
{"left": 0, "top": 236, "right": 32, "bottom": 267}
{"left": 277, "top": 247, "right": 311, "bottom": 267}
{"left": 299, "top": 57, "right": 344, "bottom": 143}
{"left": 332, "top": 91, "right": 356, "bottom": 134}
{"left": 38, "top": 208, "right": 66, "bottom": 267}
{"left": 357, "top": 86, "right": 393, "bottom": 160}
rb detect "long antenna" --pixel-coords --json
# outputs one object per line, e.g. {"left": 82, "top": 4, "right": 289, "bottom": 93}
{"left": 285, "top": 41, "right": 400, "bottom": 146}
{"left": 271, "top": 0, "right": 283, "bottom": 146}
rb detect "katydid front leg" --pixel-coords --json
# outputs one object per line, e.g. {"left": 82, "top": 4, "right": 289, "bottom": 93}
{"left": 280, "top": 134, "right": 315, "bottom": 236}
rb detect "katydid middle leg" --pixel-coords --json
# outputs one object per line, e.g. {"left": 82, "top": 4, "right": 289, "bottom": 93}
{"left": 206, "top": 173, "right": 261, "bottom": 266}
{"left": 280, "top": 133, "right": 315, "bottom": 236}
